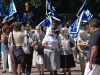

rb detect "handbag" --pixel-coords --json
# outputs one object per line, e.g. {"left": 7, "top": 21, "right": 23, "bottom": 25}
{"left": 35, "top": 34, "right": 44, "bottom": 55}
{"left": 68, "top": 35, "right": 74, "bottom": 48}
{"left": 38, "top": 48, "right": 44, "bottom": 55}
{"left": 12, "top": 32, "right": 23, "bottom": 60}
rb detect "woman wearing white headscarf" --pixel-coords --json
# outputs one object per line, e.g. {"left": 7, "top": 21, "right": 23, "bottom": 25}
{"left": 42, "top": 26, "right": 60, "bottom": 75}
{"left": 32, "top": 26, "right": 45, "bottom": 75}
{"left": 58, "top": 28, "right": 75, "bottom": 75}
{"left": 77, "top": 30, "right": 89, "bottom": 75}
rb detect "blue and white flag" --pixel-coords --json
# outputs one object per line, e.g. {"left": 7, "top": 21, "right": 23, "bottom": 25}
{"left": 82, "top": 8, "right": 93, "bottom": 22}
{"left": 8, "top": 0, "right": 17, "bottom": 17}
{"left": 46, "top": 0, "right": 60, "bottom": 21}
{"left": 4, "top": 0, "right": 17, "bottom": 21}
{"left": 69, "top": 12, "right": 83, "bottom": 39}
{"left": 77, "top": 0, "right": 93, "bottom": 22}
{"left": 70, "top": 12, "right": 83, "bottom": 34}
{"left": 0, "top": 1, "right": 6, "bottom": 16}
{"left": 45, "top": 16, "right": 52, "bottom": 27}
{"left": 70, "top": 33, "right": 78, "bottom": 39}
{"left": 38, "top": 16, "right": 52, "bottom": 27}
{"left": 38, "top": 19, "right": 46, "bottom": 27}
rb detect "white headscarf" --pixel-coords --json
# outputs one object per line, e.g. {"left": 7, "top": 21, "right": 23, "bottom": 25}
{"left": 78, "top": 30, "right": 88, "bottom": 40}
{"left": 46, "top": 27, "right": 52, "bottom": 35}
{"left": 60, "top": 28, "right": 69, "bottom": 36}
{"left": 35, "top": 26, "right": 42, "bottom": 34}
{"left": 59, "top": 28, "right": 71, "bottom": 50}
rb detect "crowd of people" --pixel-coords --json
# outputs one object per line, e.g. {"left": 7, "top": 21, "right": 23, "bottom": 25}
{"left": 0, "top": 18, "right": 100, "bottom": 75}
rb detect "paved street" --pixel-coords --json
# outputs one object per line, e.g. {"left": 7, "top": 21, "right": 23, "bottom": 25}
{"left": 0, "top": 64, "right": 82, "bottom": 75}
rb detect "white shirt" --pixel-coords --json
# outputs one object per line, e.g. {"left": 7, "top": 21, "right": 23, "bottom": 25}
{"left": 58, "top": 35, "right": 71, "bottom": 51}
{"left": 58, "top": 34, "right": 73, "bottom": 55}
{"left": 42, "top": 35, "right": 59, "bottom": 52}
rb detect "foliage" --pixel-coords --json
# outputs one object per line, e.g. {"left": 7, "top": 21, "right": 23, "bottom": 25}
{"left": 30, "top": 0, "right": 42, "bottom": 8}
{"left": 3, "top": 0, "right": 22, "bottom": 10}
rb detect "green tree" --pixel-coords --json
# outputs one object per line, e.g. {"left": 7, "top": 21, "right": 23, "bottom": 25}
{"left": 3, "top": 0, "right": 22, "bottom": 9}
{"left": 30, "top": 0, "right": 42, "bottom": 8}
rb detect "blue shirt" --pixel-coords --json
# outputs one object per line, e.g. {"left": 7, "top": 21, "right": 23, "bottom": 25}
{"left": 1, "top": 40, "right": 9, "bottom": 52}
{"left": 89, "top": 30, "right": 100, "bottom": 65}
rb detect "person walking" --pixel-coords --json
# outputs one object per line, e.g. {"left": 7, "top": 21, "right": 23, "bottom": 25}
{"left": 1, "top": 26, "right": 12, "bottom": 73}
{"left": 84, "top": 18, "right": 100, "bottom": 75}
{"left": 77, "top": 30, "right": 89, "bottom": 75}
{"left": 58, "top": 28, "right": 76, "bottom": 75}
{"left": 42, "top": 26, "right": 60, "bottom": 75}
{"left": 32, "top": 26, "right": 45, "bottom": 75}
{"left": 21, "top": 26, "right": 33, "bottom": 75}
{"left": 8, "top": 22, "right": 24, "bottom": 75}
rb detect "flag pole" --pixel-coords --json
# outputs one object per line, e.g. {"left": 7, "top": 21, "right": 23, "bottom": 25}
{"left": 46, "top": 0, "right": 47, "bottom": 15}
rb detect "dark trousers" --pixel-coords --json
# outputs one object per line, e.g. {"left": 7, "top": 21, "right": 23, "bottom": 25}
{"left": 22, "top": 53, "right": 32, "bottom": 75}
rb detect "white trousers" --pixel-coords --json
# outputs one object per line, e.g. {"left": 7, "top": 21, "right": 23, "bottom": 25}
{"left": 1, "top": 51, "right": 12, "bottom": 72}
{"left": 84, "top": 62, "right": 100, "bottom": 75}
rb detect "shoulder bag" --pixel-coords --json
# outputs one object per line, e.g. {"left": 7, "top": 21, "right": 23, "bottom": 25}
{"left": 12, "top": 32, "right": 23, "bottom": 60}
{"left": 35, "top": 34, "right": 44, "bottom": 55}
{"left": 68, "top": 35, "right": 74, "bottom": 48}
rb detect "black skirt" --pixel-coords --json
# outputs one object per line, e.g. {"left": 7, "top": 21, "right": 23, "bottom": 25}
{"left": 60, "top": 54, "right": 76, "bottom": 68}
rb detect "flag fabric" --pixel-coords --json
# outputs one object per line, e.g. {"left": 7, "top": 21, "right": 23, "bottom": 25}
{"left": 82, "top": 8, "right": 93, "bottom": 22}
{"left": 45, "top": 16, "right": 52, "bottom": 27}
{"left": 28, "top": 11, "right": 34, "bottom": 22}
{"left": 69, "top": 12, "right": 83, "bottom": 39}
{"left": 38, "top": 19, "right": 46, "bottom": 27}
{"left": 46, "top": 0, "right": 60, "bottom": 21}
{"left": 0, "top": 1, "right": 6, "bottom": 16}
{"left": 16, "top": 14, "right": 20, "bottom": 22}
{"left": 77, "top": 0, "right": 93, "bottom": 22}
{"left": 8, "top": 0, "right": 17, "bottom": 17}
{"left": 4, "top": 0, "right": 17, "bottom": 21}
{"left": 46, "top": 0, "right": 55, "bottom": 15}
{"left": 21, "top": 13, "right": 27, "bottom": 23}
{"left": 70, "top": 33, "right": 78, "bottom": 39}
{"left": 38, "top": 16, "right": 52, "bottom": 27}
{"left": 70, "top": 12, "right": 83, "bottom": 34}
{"left": 28, "top": 11, "right": 34, "bottom": 19}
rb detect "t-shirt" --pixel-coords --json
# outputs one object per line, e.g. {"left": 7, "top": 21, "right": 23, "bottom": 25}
{"left": 9, "top": 31, "right": 24, "bottom": 46}
{"left": 89, "top": 30, "right": 100, "bottom": 65}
